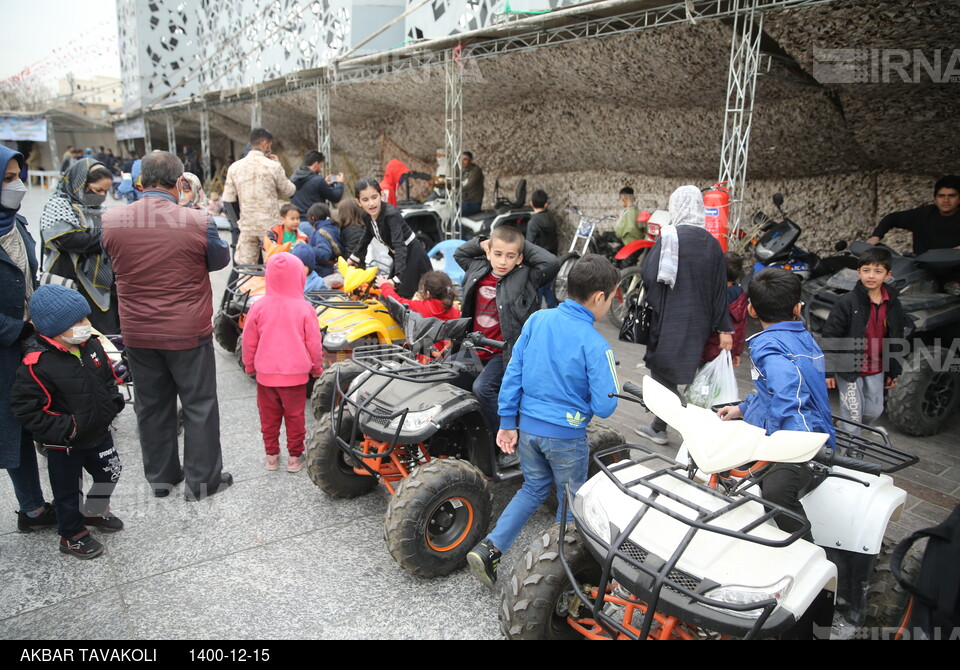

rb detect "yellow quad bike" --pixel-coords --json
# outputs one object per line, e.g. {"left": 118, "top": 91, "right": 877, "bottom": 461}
{"left": 213, "top": 257, "right": 405, "bottom": 372}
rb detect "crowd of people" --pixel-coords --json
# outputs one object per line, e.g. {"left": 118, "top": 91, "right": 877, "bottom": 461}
{"left": 2, "top": 126, "right": 957, "bottom": 575}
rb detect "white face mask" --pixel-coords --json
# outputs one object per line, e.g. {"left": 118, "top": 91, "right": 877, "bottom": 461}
{"left": 62, "top": 324, "right": 92, "bottom": 345}
{"left": 1, "top": 179, "right": 27, "bottom": 209}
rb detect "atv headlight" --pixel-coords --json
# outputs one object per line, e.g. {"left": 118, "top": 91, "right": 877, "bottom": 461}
{"left": 387, "top": 405, "right": 441, "bottom": 433}
{"left": 704, "top": 577, "right": 793, "bottom": 619}
{"left": 324, "top": 330, "right": 349, "bottom": 349}
{"left": 578, "top": 486, "right": 614, "bottom": 544}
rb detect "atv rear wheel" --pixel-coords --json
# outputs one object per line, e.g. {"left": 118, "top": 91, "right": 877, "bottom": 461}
{"left": 500, "top": 524, "right": 600, "bottom": 640}
{"left": 213, "top": 311, "right": 240, "bottom": 353}
{"left": 384, "top": 459, "right": 492, "bottom": 577}
{"left": 306, "top": 411, "right": 377, "bottom": 498}
{"left": 857, "top": 539, "right": 922, "bottom": 638}
{"left": 553, "top": 253, "right": 580, "bottom": 303}
{"left": 310, "top": 360, "right": 364, "bottom": 421}
{"left": 886, "top": 347, "right": 960, "bottom": 436}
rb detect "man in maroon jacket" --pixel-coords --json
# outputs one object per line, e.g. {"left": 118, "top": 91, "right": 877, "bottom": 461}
{"left": 102, "top": 151, "right": 233, "bottom": 501}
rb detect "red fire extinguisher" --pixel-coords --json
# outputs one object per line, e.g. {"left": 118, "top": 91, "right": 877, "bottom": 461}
{"left": 703, "top": 182, "right": 730, "bottom": 251}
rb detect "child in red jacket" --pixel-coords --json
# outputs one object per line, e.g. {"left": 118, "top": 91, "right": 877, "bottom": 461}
{"left": 242, "top": 252, "right": 324, "bottom": 472}
{"left": 377, "top": 271, "right": 461, "bottom": 321}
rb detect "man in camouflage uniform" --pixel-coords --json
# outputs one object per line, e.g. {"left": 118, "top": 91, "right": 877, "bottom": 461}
{"left": 222, "top": 128, "right": 296, "bottom": 266}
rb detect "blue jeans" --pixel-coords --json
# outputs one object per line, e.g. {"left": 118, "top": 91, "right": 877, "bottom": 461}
{"left": 487, "top": 431, "right": 589, "bottom": 552}
{"left": 473, "top": 354, "right": 505, "bottom": 433}
{"left": 461, "top": 201, "right": 482, "bottom": 217}
{"left": 538, "top": 281, "right": 558, "bottom": 309}
{"left": 5, "top": 428, "right": 46, "bottom": 512}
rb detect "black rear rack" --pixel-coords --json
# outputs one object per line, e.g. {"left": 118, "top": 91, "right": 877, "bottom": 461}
{"left": 560, "top": 443, "right": 813, "bottom": 640}
{"left": 832, "top": 417, "right": 918, "bottom": 474}
{"left": 350, "top": 344, "right": 458, "bottom": 383}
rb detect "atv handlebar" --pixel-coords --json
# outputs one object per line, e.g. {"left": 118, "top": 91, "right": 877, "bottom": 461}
{"left": 812, "top": 446, "right": 882, "bottom": 477}
{"left": 465, "top": 332, "right": 504, "bottom": 351}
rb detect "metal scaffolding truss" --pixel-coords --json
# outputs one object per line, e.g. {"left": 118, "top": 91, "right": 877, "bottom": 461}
{"left": 200, "top": 108, "right": 211, "bottom": 181}
{"left": 719, "top": 0, "right": 764, "bottom": 239}
{"left": 316, "top": 71, "right": 332, "bottom": 169}
{"left": 444, "top": 49, "right": 464, "bottom": 238}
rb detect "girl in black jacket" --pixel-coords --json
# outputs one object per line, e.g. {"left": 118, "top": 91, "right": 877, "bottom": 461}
{"left": 11, "top": 285, "right": 125, "bottom": 559}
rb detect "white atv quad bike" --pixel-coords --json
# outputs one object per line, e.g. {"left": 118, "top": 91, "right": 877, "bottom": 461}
{"left": 500, "top": 376, "right": 919, "bottom": 640}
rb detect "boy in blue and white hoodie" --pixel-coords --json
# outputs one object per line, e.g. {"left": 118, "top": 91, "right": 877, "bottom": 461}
{"left": 718, "top": 268, "right": 835, "bottom": 532}
{"left": 467, "top": 254, "right": 620, "bottom": 587}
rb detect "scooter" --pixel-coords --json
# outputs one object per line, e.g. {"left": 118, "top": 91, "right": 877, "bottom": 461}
{"left": 500, "top": 376, "right": 918, "bottom": 639}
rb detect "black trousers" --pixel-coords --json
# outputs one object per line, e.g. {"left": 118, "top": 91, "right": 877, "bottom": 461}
{"left": 46, "top": 433, "right": 121, "bottom": 538}
{"left": 126, "top": 342, "right": 225, "bottom": 497}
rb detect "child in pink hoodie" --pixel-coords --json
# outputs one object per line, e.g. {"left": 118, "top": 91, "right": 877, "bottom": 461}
{"left": 242, "top": 252, "right": 324, "bottom": 472}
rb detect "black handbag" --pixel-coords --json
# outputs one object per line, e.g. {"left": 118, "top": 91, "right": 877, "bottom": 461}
{"left": 619, "top": 293, "right": 651, "bottom": 345}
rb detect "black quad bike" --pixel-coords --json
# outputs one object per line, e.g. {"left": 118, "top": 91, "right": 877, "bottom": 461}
{"left": 305, "top": 302, "right": 624, "bottom": 577}
{"left": 803, "top": 242, "right": 960, "bottom": 436}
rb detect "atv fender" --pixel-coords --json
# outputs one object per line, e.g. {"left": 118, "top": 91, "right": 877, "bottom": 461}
{"left": 802, "top": 467, "right": 906, "bottom": 555}
{"left": 614, "top": 239, "right": 654, "bottom": 260}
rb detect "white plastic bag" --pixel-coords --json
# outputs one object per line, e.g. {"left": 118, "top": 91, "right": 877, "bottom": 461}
{"left": 684, "top": 349, "right": 739, "bottom": 409}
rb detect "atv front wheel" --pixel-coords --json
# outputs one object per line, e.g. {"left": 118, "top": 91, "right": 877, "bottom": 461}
{"left": 234, "top": 333, "right": 252, "bottom": 381}
{"left": 213, "top": 310, "right": 240, "bottom": 353}
{"left": 886, "top": 347, "right": 960, "bottom": 436}
{"left": 500, "top": 524, "right": 600, "bottom": 640}
{"left": 306, "top": 411, "right": 377, "bottom": 498}
{"left": 384, "top": 459, "right": 492, "bottom": 578}
{"left": 311, "top": 360, "right": 364, "bottom": 421}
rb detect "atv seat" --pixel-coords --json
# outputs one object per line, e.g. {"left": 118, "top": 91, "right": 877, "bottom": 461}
{"left": 495, "top": 179, "right": 527, "bottom": 210}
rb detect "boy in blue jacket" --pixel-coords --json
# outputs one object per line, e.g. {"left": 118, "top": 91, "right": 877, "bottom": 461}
{"left": 718, "top": 268, "right": 835, "bottom": 531}
{"left": 467, "top": 254, "right": 621, "bottom": 587}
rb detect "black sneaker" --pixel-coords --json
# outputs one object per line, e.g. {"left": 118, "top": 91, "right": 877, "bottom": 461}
{"left": 17, "top": 502, "right": 57, "bottom": 533}
{"left": 83, "top": 512, "right": 124, "bottom": 533}
{"left": 467, "top": 538, "right": 501, "bottom": 588}
{"left": 59, "top": 530, "right": 104, "bottom": 560}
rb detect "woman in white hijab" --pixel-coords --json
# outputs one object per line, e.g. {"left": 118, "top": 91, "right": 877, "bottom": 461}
{"left": 635, "top": 185, "right": 733, "bottom": 444}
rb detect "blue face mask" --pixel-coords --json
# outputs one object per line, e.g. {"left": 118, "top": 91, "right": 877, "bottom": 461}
{"left": 1, "top": 178, "right": 26, "bottom": 210}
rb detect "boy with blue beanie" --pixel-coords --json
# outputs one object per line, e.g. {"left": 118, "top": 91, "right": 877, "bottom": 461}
{"left": 467, "top": 254, "right": 621, "bottom": 587}
{"left": 11, "top": 285, "right": 125, "bottom": 559}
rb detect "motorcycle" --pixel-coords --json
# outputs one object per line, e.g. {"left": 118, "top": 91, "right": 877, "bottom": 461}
{"left": 553, "top": 206, "right": 618, "bottom": 303}
{"left": 500, "top": 376, "right": 919, "bottom": 640}
{"left": 607, "top": 209, "right": 666, "bottom": 328}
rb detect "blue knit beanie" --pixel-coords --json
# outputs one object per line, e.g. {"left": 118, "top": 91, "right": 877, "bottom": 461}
{"left": 291, "top": 243, "right": 316, "bottom": 274}
{"left": 30, "top": 284, "right": 91, "bottom": 337}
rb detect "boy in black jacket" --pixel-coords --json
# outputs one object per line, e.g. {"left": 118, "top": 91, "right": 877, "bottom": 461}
{"left": 455, "top": 226, "right": 559, "bottom": 460}
{"left": 822, "top": 247, "right": 907, "bottom": 433}
{"left": 12, "top": 285, "right": 125, "bottom": 559}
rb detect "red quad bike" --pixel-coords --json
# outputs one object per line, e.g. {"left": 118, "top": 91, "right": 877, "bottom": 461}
{"left": 305, "top": 301, "right": 624, "bottom": 577}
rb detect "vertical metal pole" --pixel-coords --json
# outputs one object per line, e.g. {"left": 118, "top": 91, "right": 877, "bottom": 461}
{"left": 144, "top": 118, "right": 152, "bottom": 153}
{"left": 444, "top": 48, "right": 464, "bottom": 238}
{"left": 200, "top": 107, "right": 211, "bottom": 184}
{"left": 251, "top": 91, "right": 262, "bottom": 129}
{"left": 717, "top": 0, "right": 763, "bottom": 244}
{"left": 166, "top": 115, "right": 176, "bottom": 153}
{"left": 316, "top": 74, "right": 331, "bottom": 169}
{"left": 47, "top": 120, "right": 59, "bottom": 173}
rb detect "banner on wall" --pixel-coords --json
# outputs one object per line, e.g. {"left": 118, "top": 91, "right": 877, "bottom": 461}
{"left": 0, "top": 115, "right": 48, "bottom": 141}
{"left": 114, "top": 117, "right": 146, "bottom": 141}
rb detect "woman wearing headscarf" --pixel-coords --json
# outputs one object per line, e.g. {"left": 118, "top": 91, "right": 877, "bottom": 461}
{"left": 635, "top": 185, "right": 733, "bottom": 445}
{"left": 178, "top": 171, "right": 208, "bottom": 210}
{"left": 40, "top": 158, "right": 119, "bottom": 334}
{"left": 0, "top": 145, "right": 56, "bottom": 532}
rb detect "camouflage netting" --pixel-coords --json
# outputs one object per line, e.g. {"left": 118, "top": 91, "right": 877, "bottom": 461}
{"left": 161, "top": 0, "right": 957, "bottom": 254}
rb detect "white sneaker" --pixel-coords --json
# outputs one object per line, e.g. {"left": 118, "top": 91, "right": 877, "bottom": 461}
{"left": 634, "top": 424, "right": 668, "bottom": 445}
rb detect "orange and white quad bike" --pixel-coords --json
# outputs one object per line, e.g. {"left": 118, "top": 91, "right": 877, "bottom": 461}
{"left": 500, "top": 376, "right": 919, "bottom": 640}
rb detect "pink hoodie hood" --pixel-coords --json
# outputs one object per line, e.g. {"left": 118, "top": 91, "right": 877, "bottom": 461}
{"left": 265, "top": 252, "right": 307, "bottom": 299}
